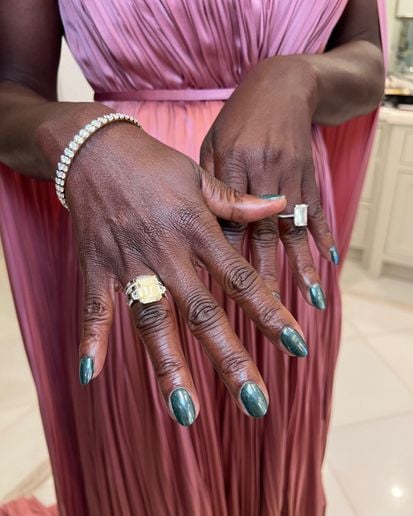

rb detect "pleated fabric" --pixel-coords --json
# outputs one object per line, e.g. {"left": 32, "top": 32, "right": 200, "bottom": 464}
{"left": 0, "top": 1, "right": 387, "bottom": 515}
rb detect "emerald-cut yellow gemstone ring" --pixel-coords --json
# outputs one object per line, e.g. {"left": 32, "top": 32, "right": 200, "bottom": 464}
{"left": 124, "top": 275, "right": 167, "bottom": 307}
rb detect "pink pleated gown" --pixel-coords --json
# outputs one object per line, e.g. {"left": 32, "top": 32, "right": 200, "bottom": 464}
{"left": 0, "top": 1, "right": 386, "bottom": 515}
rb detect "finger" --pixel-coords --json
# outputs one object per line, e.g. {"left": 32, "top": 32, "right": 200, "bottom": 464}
{"left": 196, "top": 221, "right": 308, "bottom": 357}
{"left": 79, "top": 266, "right": 116, "bottom": 385}
{"left": 200, "top": 165, "right": 286, "bottom": 255}
{"left": 120, "top": 267, "right": 199, "bottom": 427}
{"left": 278, "top": 205, "right": 327, "bottom": 311}
{"left": 199, "top": 167, "right": 287, "bottom": 224}
{"left": 202, "top": 151, "right": 250, "bottom": 254}
{"left": 248, "top": 174, "right": 283, "bottom": 297}
{"left": 249, "top": 216, "right": 281, "bottom": 296}
{"left": 166, "top": 267, "right": 269, "bottom": 418}
{"left": 302, "top": 174, "right": 340, "bottom": 266}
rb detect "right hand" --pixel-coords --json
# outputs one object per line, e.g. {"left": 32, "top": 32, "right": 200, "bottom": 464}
{"left": 67, "top": 123, "right": 308, "bottom": 426}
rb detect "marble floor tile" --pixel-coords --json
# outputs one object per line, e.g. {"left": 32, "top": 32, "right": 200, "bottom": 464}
{"left": 0, "top": 404, "right": 49, "bottom": 500}
{"left": 366, "top": 328, "right": 413, "bottom": 395}
{"left": 0, "top": 404, "right": 31, "bottom": 435}
{"left": 32, "top": 474, "right": 56, "bottom": 507}
{"left": 327, "top": 414, "right": 413, "bottom": 516}
{"left": 341, "top": 260, "right": 413, "bottom": 309}
{"left": 341, "top": 318, "right": 361, "bottom": 341}
{"left": 323, "top": 463, "right": 356, "bottom": 516}
{"left": 0, "top": 331, "right": 36, "bottom": 411}
{"left": 342, "top": 292, "right": 413, "bottom": 337}
{"left": 330, "top": 335, "right": 413, "bottom": 428}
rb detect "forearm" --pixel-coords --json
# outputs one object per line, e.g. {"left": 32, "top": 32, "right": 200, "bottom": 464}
{"left": 0, "top": 80, "right": 113, "bottom": 180}
{"left": 303, "top": 40, "right": 385, "bottom": 125}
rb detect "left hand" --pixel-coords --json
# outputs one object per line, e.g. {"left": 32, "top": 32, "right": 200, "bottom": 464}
{"left": 200, "top": 56, "right": 338, "bottom": 310}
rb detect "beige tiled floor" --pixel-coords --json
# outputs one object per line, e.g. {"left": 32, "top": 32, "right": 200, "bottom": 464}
{"left": 1, "top": 247, "right": 412, "bottom": 514}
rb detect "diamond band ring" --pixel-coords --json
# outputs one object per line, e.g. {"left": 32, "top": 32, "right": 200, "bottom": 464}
{"left": 278, "top": 204, "right": 308, "bottom": 227}
{"left": 124, "top": 275, "right": 167, "bottom": 307}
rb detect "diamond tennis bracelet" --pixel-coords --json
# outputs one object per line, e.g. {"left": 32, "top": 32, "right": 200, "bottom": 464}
{"left": 54, "top": 113, "right": 142, "bottom": 210}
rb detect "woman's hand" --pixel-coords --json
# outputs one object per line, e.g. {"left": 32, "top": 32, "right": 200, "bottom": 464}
{"left": 201, "top": 56, "right": 339, "bottom": 311}
{"left": 67, "top": 123, "right": 308, "bottom": 426}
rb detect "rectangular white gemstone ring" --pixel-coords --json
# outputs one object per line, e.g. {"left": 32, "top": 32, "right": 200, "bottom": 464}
{"left": 278, "top": 204, "right": 308, "bottom": 227}
{"left": 293, "top": 204, "right": 308, "bottom": 227}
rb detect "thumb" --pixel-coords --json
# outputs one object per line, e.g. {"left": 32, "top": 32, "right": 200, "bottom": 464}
{"left": 199, "top": 168, "right": 286, "bottom": 223}
{"left": 79, "top": 266, "right": 115, "bottom": 385}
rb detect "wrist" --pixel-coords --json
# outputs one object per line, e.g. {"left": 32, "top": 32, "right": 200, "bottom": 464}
{"left": 64, "top": 119, "right": 146, "bottom": 209}
{"left": 257, "top": 55, "right": 319, "bottom": 117}
{"left": 35, "top": 102, "right": 115, "bottom": 180}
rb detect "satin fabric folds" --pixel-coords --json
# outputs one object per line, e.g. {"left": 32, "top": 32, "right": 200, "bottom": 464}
{"left": 0, "top": 1, "right": 386, "bottom": 515}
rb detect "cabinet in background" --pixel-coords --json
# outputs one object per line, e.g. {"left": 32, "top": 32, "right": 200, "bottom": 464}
{"left": 350, "top": 107, "right": 413, "bottom": 279}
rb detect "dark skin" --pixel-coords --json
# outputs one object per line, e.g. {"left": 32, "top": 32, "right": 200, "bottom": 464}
{"left": 0, "top": 1, "right": 384, "bottom": 425}
{"left": 200, "top": 0, "right": 384, "bottom": 302}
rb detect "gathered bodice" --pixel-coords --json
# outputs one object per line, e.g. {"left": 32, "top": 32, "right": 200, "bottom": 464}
{"left": 58, "top": 0, "right": 348, "bottom": 94}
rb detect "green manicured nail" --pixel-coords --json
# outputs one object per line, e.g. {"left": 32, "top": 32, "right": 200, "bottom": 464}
{"left": 79, "top": 356, "right": 94, "bottom": 385}
{"left": 170, "top": 388, "right": 195, "bottom": 427}
{"left": 330, "top": 246, "right": 340, "bottom": 265}
{"left": 309, "top": 283, "right": 326, "bottom": 310}
{"left": 240, "top": 382, "right": 268, "bottom": 418}
{"left": 259, "top": 194, "right": 286, "bottom": 200}
{"left": 280, "top": 327, "right": 308, "bottom": 357}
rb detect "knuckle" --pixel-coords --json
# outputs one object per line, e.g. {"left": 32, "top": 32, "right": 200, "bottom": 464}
{"left": 135, "top": 303, "right": 171, "bottom": 336}
{"left": 223, "top": 260, "right": 259, "bottom": 294}
{"left": 261, "top": 305, "right": 281, "bottom": 329}
{"left": 106, "top": 208, "right": 129, "bottom": 229}
{"left": 219, "top": 350, "right": 250, "bottom": 378}
{"left": 186, "top": 294, "right": 224, "bottom": 332}
{"left": 220, "top": 220, "right": 247, "bottom": 237}
{"left": 247, "top": 148, "right": 280, "bottom": 178}
{"left": 302, "top": 263, "right": 317, "bottom": 276}
{"left": 308, "top": 200, "right": 325, "bottom": 221}
{"left": 250, "top": 219, "right": 278, "bottom": 244}
{"left": 280, "top": 150, "right": 303, "bottom": 171}
{"left": 263, "top": 147, "right": 282, "bottom": 164}
{"left": 154, "top": 357, "right": 183, "bottom": 379}
{"left": 84, "top": 294, "right": 111, "bottom": 325}
{"left": 281, "top": 224, "right": 307, "bottom": 245}
{"left": 221, "top": 148, "right": 248, "bottom": 168}
{"left": 302, "top": 153, "right": 314, "bottom": 170}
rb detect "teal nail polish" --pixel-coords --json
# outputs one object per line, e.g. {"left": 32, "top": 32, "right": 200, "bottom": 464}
{"left": 170, "top": 388, "right": 195, "bottom": 427}
{"left": 309, "top": 283, "right": 326, "bottom": 310}
{"left": 280, "top": 327, "right": 308, "bottom": 357}
{"left": 329, "top": 246, "right": 340, "bottom": 265}
{"left": 240, "top": 382, "right": 268, "bottom": 418}
{"left": 259, "top": 194, "right": 286, "bottom": 201}
{"left": 79, "top": 356, "right": 94, "bottom": 385}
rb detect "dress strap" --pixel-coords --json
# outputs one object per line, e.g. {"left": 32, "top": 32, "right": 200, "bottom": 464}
{"left": 94, "top": 88, "right": 235, "bottom": 102}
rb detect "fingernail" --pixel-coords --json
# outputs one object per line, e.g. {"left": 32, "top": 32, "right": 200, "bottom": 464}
{"left": 79, "top": 356, "right": 94, "bottom": 385}
{"left": 259, "top": 194, "right": 286, "bottom": 201}
{"left": 280, "top": 327, "right": 308, "bottom": 357}
{"left": 240, "top": 382, "right": 268, "bottom": 418}
{"left": 329, "top": 246, "right": 340, "bottom": 265}
{"left": 170, "top": 388, "right": 196, "bottom": 427}
{"left": 309, "top": 283, "right": 326, "bottom": 310}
